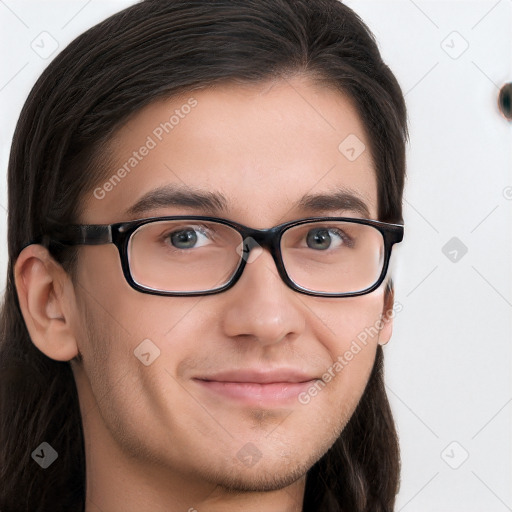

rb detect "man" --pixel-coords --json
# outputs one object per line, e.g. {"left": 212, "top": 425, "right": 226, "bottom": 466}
{"left": 0, "top": 1, "right": 407, "bottom": 511}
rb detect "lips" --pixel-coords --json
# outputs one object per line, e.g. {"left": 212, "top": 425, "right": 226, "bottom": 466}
{"left": 193, "top": 368, "right": 319, "bottom": 405}
{"left": 196, "top": 368, "right": 317, "bottom": 384}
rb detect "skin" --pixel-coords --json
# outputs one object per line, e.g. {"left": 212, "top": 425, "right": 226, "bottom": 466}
{"left": 14, "top": 75, "right": 394, "bottom": 512}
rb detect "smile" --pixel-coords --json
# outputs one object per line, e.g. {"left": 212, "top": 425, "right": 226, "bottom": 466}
{"left": 194, "top": 379, "right": 319, "bottom": 404}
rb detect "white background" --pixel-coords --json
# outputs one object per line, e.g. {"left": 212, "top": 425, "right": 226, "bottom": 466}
{"left": 1, "top": 1, "right": 511, "bottom": 510}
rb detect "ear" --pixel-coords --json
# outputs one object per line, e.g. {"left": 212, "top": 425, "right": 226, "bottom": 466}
{"left": 14, "top": 244, "right": 79, "bottom": 361}
{"left": 377, "top": 284, "right": 395, "bottom": 346}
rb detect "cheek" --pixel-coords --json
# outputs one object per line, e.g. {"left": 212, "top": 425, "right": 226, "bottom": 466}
{"left": 74, "top": 294, "right": 179, "bottom": 447}
{"left": 313, "top": 289, "right": 386, "bottom": 357}
{"left": 77, "top": 244, "right": 208, "bottom": 344}
{"left": 74, "top": 277, "right": 215, "bottom": 431}
{"left": 318, "top": 293, "right": 383, "bottom": 389}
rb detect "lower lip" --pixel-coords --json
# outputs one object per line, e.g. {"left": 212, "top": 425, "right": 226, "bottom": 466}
{"left": 194, "top": 379, "right": 317, "bottom": 405}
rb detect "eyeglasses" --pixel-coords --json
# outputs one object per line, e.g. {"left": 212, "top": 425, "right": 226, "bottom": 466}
{"left": 43, "top": 216, "right": 403, "bottom": 297}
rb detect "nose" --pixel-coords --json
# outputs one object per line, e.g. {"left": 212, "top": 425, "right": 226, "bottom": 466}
{"left": 220, "top": 247, "right": 306, "bottom": 347}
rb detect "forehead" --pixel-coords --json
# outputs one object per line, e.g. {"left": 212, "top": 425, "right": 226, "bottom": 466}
{"left": 81, "top": 76, "right": 378, "bottom": 225}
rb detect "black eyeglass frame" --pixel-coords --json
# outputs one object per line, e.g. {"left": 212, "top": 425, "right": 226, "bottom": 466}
{"left": 42, "top": 215, "right": 404, "bottom": 298}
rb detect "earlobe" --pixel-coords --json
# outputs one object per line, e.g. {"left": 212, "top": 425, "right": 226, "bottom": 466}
{"left": 14, "top": 244, "right": 79, "bottom": 361}
{"left": 378, "top": 286, "right": 395, "bottom": 346}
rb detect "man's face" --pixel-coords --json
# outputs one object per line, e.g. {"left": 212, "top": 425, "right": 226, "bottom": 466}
{"left": 71, "top": 76, "right": 391, "bottom": 494}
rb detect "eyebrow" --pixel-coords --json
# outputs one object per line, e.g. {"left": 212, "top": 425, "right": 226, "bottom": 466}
{"left": 298, "top": 189, "right": 370, "bottom": 218}
{"left": 125, "top": 185, "right": 229, "bottom": 217}
{"left": 124, "top": 184, "right": 371, "bottom": 218}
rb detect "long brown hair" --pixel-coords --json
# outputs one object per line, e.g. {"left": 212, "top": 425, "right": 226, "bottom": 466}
{"left": 0, "top": 1, "right": 408, "bottom": 510}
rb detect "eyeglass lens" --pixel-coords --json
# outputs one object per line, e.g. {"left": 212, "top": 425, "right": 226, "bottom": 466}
{"left": 127, "top": 219, "right": 385, "bottom": 294}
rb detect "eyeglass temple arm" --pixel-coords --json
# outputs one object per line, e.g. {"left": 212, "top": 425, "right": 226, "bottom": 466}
{"left": 44, "top": 224, "right": 113, "bottom": 246}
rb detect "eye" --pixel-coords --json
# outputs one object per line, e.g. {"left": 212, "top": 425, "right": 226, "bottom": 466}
{"left": 164, "top": 226, "right": 212, "bottom": 250}
{"left": 305, "top": 227, "right": 351, "bottom": 250}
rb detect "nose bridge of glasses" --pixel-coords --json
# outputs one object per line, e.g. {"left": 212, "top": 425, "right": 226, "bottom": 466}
{"left": 237, "top": 224, "right": 284, "bottom": 263}
{"left": 235, "top": 225, "right": 287, "bottom": 278}
{"left": 240, "top": 224, "right": 280, "bottom": 249}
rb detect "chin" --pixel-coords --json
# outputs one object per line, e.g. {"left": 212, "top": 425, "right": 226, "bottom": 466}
{"left": 208, "top": 465, "right": 307, "bottom": 494}
{"left": 199, "top": 445, "right": 327, "bottom": 494}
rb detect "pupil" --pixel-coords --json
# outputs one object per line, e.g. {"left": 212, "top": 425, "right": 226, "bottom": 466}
{"left": 171, "top": 230, "right": 197, "bottom": 248}
{"left": 307, "top": 229, "right": 331, "bottom": 250}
